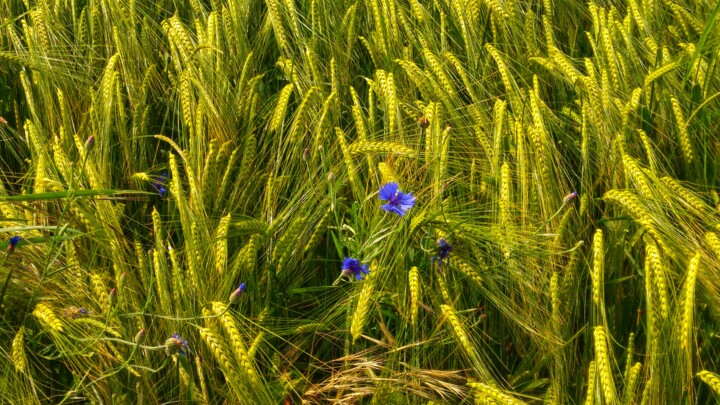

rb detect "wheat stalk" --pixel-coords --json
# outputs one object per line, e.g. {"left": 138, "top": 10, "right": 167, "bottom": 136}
{"left": 594, "top": 325, "right": 616, "bottom": 403}
{"left": 350, "top": 263, "right": 378, "bottom": 342}
{"left": 467, "top": 381, "right": 526, "bottom": 404}
{"left": 623, "top": 362, "right": 642, "bottom": 404}
{"left": 585, "top": 360, "right": 597, "bottom": 405}
{"left": 11, "top": 327, "right": 27, "bottom": 374}
{"left": 409, "top": 266, "right": 420, "bottom": 326}
{"left": 215, "top": 214, "right": 231, "bottom": 275}
{"left": 697, "top": 370, "right": 720, "bottom": 395}
{"left": 679, "top": 252, "right": 700, "bottom": 355}
{"left": 211, "top": 302, "right": 259, "bottom": 385}
{"left": 592, "top": 229, "right": 604, "bottom": 307}
{"left": 670, "top": 97, "right": 695, "bottom": 165}
{"left": 33, "top": 302, "right": 64, "bottom": 332}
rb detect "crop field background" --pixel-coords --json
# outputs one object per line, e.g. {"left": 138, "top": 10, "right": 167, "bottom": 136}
{"left": 1, "top": 0, "right": 720, "bottom": 403}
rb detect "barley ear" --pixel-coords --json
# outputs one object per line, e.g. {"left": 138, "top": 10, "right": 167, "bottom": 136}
{"left": 350, "top": 263, "right": 378, "bottom": 342}
{"left": 11, "top": 327, "right": 27, "bottom": 374}
{"left": 593, "top": 326, "right": 617, "bottom": 403}
{"left": 698, "top": 370, "right": 720, "bottom": 395}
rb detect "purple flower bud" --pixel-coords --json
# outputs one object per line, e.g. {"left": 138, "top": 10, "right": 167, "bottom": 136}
{"left": 228, "top": 282, "right": 246, "bottom": 304}
{"left": 84, "top": 135, "right": 95, "bottom": 152}
{"left": 436, "top": 239, "right": 452, "bottom": 263}
{"left": 135, "top": 328, "right": 146, "bottom": 344}
{"left": 108, "top": 288, "right": 117, "bottom": 306}
{"left": 165, "top": 333, "right": 189, "bottom": 356}
{"left": 563, "top": 191, "right": 579, "bottom": 205}
{"left": 7, "top": 235, "right": 20, "bottom": 254}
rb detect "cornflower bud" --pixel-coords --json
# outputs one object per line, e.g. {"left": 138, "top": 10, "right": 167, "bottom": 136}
{"left": 84, "top": 135, "right": 95, "bottom": 152}
{"left": 418, "top": 116, "right": 430, "bottom": 129}
{"left": 228, "top": 283, "right": 246, "bottom": 304}
{"left": 135, "top": 328, "right": 146, "bottom": 344}
{"left": 563, "top": 191, "right": 579, "bottom": 205}
{"left": 165, "top": 333, "right": 189, "bottom": 356}
{"left": 7, "top": 236, "right": 20, "bottom": 254}
{"left": 118, "top": 272, "right": 127, "bottom": 293}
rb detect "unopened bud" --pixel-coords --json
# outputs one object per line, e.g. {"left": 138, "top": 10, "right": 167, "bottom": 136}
{"left": 418, "top": 116, "right": 430, "bottom": 129}
{"left": 134, "top": 328, "right": 146, "bottom": 344}
{"left": 108, "top": 288, "right": 117, "bottom": 306}
{"left": 118, "top": 272, "right": 127, "bottom": 293}
{"left": 7, "top": 235, "right": 20, "bottom": 254}
{"left": 84, "top": 135, "right": 95, "bottom": 152}
{"left": 228, "top": 283, "right": 246, "bottom": 304}
{"left": 563, "top": 191, "right": 579, "bottom": 205}
{"left": 165, "top": 333, "right": 188, "bottom": 356}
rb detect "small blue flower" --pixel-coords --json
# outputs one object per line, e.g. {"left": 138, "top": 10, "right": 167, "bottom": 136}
{"left": 166, "top": 333, "right": 190, "bottom": 356}
{"left": 341, "top": 257, "right": 370, "bottom": 281}
{"left": 379, "top": 183, "right": 416, "bottom": 217}
{"left": 432, "top": 238, "right": 452, "bottom": 266}
{"left": 7, "top": 235, "right": 21, "bottom": 253}
{"left": 152, "top": 172, "right": 168, "bottom": 198}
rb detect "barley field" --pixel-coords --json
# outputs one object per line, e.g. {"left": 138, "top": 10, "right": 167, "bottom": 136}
{"left": 1, "top": 0, "right": 719, "bottom": 403}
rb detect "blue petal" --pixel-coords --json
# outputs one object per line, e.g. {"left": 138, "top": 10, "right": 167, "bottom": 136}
{"left": 399, "top": 192, "right": 415, "bottom": 206}
{"left": 361, "top": 265, "right": 370, "bottom": 274}
{"left": 379, "top": 183, "right": 399, "bottom": 201}
{"left": 399, "top": 194, "right": 415, "bottom": 211}
{"left": 381, "top": 203, "right": 405, "bottom": 216}
{"left": 391, "top": 205, "right": 406, "bottom": 216}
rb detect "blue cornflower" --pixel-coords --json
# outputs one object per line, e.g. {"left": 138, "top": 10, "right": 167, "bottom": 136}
{"left": 379, "top": 182, "right": 416, "bottom": 217}
{"left": 165, "top": 333, "right": 190, "bottom": 356}
{"left": 341, "top": 257, "right": 370, "bottom": 281}
{"left": 152, "top": 172, "right": 168, "bottom": 198}
{"left": 432, "top": 238, "right": 452, "bottom": 266}
{"left": 228, "top": 282, "right": 246, "bottom": 304}
{"left": 7, "top": 236, "right": 21, "bottom": 254}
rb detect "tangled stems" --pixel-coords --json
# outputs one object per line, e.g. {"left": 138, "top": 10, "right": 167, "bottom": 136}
{"left": 57, "top": 338, "right": 171, "bottom": 405}
{"left": 119, "top": 301, "right": 232, "bottom": 321}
